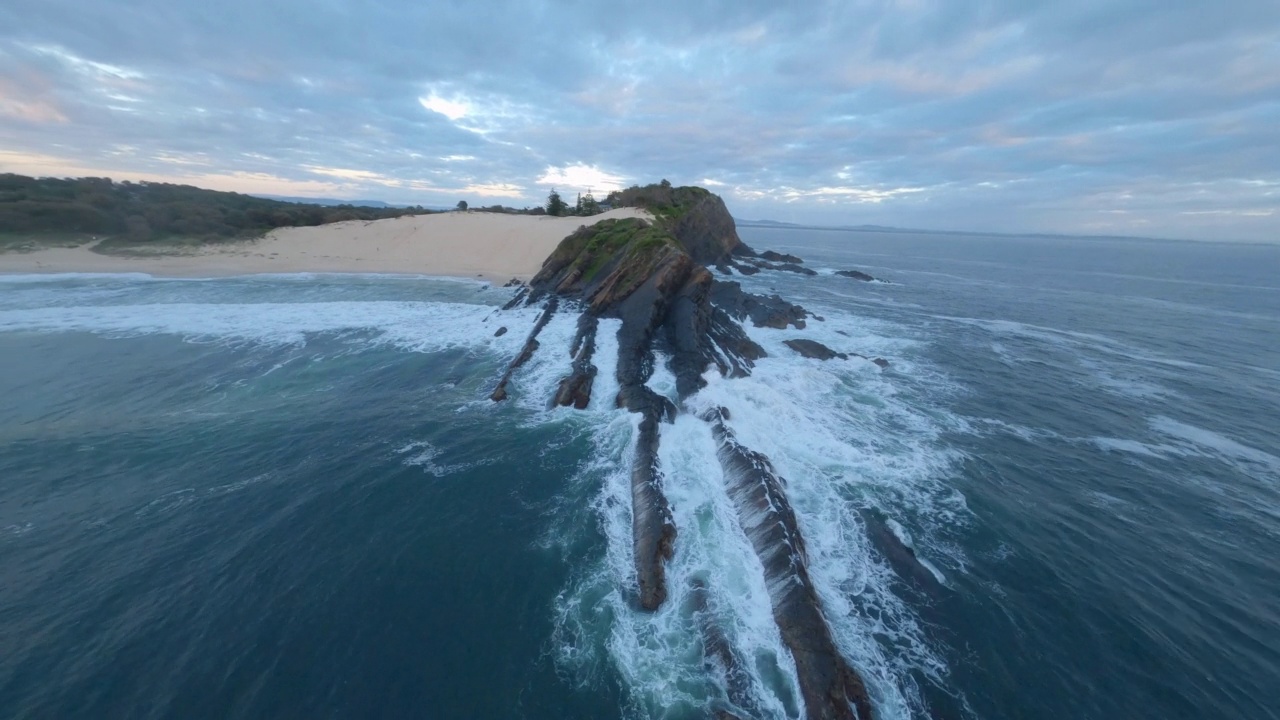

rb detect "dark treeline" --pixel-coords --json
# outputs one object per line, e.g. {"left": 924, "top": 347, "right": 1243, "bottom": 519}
{"left": 467, "top": 203, "right": 548, "bottom": 215}
{"left": 0, "top": 174, "right": 435, "bottom": 243}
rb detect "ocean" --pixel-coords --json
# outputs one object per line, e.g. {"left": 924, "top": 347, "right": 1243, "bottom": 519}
{"left": 1, "top": 227, "right": 1277, "bottom": 719}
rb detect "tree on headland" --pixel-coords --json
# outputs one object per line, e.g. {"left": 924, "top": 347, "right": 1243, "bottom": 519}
{"left": 456, "top": 200, "right": 468, "bottom": 211}
{"left": 580, "top": 192, "right": 601, "bottom": 216}
{"left": 546, "top": 188, "right": 567, "bottom": 217}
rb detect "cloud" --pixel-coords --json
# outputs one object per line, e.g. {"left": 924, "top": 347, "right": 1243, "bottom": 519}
{"left": 0, "top": 0, "right": 1277, "bottom": 240}
{"left": 419, "top": 94, "right": 469, "bottom": 122}
{"left": 536, "top": 164, "right": 627, "bottom": 193}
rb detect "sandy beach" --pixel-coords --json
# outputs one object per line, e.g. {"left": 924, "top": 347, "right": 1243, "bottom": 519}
{"left": 0, "top": 207, "right": 652, "bottom": 280}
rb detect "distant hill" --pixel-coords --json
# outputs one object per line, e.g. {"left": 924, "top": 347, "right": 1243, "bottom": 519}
{"left": 734, "top": 217, "right": 1177, "bottom": 243}
{"left": 0, "top": 174, "right": 435, "bottom": 245}
{"left": 736, "top": 218, "right": 904, "bottom": 233}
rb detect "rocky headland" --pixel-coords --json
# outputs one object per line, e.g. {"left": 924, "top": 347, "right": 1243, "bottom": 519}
{"left": 489, "top": 182, "right": 882, "bottom": 720}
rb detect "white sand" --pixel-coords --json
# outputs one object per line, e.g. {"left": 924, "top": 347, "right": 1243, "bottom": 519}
{"left": 0, "top": 207, "right": 652, "bottom": 280}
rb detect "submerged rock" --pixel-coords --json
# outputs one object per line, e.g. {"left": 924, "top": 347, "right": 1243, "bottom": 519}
{"left": 490, "top": 298, "right": 557, "bottom": 402}
{"left": 493, "top": 326, "right": 507, "bottom": 337}
{"left": 860, "top": 508, "right": 943, "bottom": 597}
{"left": 691, "top": 578, "right": 761, "bottom": 720}
{"left": 734, "top": 257, "right": 817, "bottom": 276}
{"left": 836, "top": 269, "right": 876, "bottom": 282}
{"left": 784, "top": 338, "right": 848, "bottom": 361}
{"left": 760, "top": 249, "right": 804, "bottom": 264}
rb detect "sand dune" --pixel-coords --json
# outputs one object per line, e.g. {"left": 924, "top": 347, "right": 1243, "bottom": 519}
{"left": 0, "top": 207, "right": 652, "bottom": 280}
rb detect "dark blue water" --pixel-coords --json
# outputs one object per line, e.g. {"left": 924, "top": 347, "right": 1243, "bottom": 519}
{"left": 0, "top": 229, "right": 1276, "bottom": 720}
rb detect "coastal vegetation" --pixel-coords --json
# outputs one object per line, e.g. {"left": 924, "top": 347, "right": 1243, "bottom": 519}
{"left": 606, "top": 179, "right": 711, "bottom": 224}
{"left": 0, "top": 174, "right": 432, "bottom": 247}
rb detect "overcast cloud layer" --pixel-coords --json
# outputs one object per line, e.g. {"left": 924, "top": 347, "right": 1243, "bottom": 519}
{"left": 2, "top": 0, "right": 1278, "bottom": 240}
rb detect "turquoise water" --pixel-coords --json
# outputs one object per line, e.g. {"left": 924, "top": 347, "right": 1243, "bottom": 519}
{"left": 1, "top": 230, "right": 1277, "bottom": 719}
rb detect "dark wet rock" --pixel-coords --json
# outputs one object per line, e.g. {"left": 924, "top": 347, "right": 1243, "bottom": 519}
{"left": 711, "top": 280, "right": 807, "bottom": 330}
{"left": 859, "top": 508, "right": 943, "bottom": 597}
{"left": 493, "top": 326, "right": 507, "bottom": 337}
{"left": 872, "top": 357, "right": 890, "bottom": 368}
{"left": 705, "top": 408, "right": 874, "bottom": 720}
{"left": 490, "top": 298, "right": 557, "bottom": 402}
{"left": 502, "top": 286, "right": 529, "bottom": 310}
{"left": 729, "top": 261, "right": 759, "bottom": 275}
{"left": 552, "top": 314, "right": 598, "bottom": 409}
{"left": 631, "top": 411, "right": 676, "bottom": 610}
{"left": 503, "top": 277, "right": 524, "bottom": 287}
{"left": 777, "top": 262, "right": 818, "bottom": 276}
{"left": 784, "top": 339, "right": 848, "bottom": 361}
{"left": 836, "top": 270, "right": 876, "bottom": 282}
{"left": 528, "top": 218, "right": 693, "bottom": 609}
{"left": 760, "top": 250, "right": 804, "bottom": 264}
{"left": 737, "top": 258, "right": 817, "bottom": 276}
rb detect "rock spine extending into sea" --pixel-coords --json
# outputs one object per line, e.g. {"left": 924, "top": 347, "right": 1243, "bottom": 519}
{"left": 490, "top": 184, "right": 880, "bottom": 720}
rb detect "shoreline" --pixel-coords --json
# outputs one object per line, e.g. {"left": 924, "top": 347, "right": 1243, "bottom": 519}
{"left": 0, "top": 208, "right": 651, "bottom": 281}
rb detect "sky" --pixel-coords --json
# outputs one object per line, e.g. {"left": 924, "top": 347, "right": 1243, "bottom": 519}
{"left": 1, "top": 1, "right": 1278, "bottom": 241}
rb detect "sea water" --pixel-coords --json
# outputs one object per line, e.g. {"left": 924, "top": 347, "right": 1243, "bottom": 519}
{"left": 0, "top": 229, "right": 1276, "bottom": 719}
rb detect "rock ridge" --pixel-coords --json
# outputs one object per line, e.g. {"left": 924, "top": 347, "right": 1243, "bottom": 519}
{"left": 490, "top": 184, "right": 877, "bottom": 719}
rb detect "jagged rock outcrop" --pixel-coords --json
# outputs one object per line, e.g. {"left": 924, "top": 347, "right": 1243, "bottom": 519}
{"left": 736, "top": 257, "right": 818, "bottom": 276}
{"left": 711, "top": 281, "right": 807, "bottom": 329}
{"left": 760, "top": 250, "right": 804, "bottom": 264}
{"left": 496, "top": 185, "right": 877, "bottom": 718}
{"left": 526, "top": 215, "right": 763, "bottom": 609}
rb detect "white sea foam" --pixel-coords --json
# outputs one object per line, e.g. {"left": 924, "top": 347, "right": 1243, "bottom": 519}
{"left": 588, "top": 319, "right": 623, "bottom": 412}
{"left": 935, "top": 314, "right": 1207, "bottom": 370}
{"left": 0, "top": 299, "right": 542, "bottom": 356}
{"left": 1150, "top": 416, "right": 1280, "bottom": 475}
{"left": 1091, "top": 437, "right": 1185, "bottom": 459}
{"left": 394, "top": 441, "right": 492, "bottom": 478}
{"left": 551, "top": 299, "right": 970, "bottom": 718}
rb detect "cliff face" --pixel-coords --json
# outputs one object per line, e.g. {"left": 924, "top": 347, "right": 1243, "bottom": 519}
{"left": 667, "top": 192, "right": 751, "bottom": 266}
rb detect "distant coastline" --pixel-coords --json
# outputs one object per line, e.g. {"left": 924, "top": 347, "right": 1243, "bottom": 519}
{"left": 734, "top": 218, "right": 1256, "bottom": 245}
